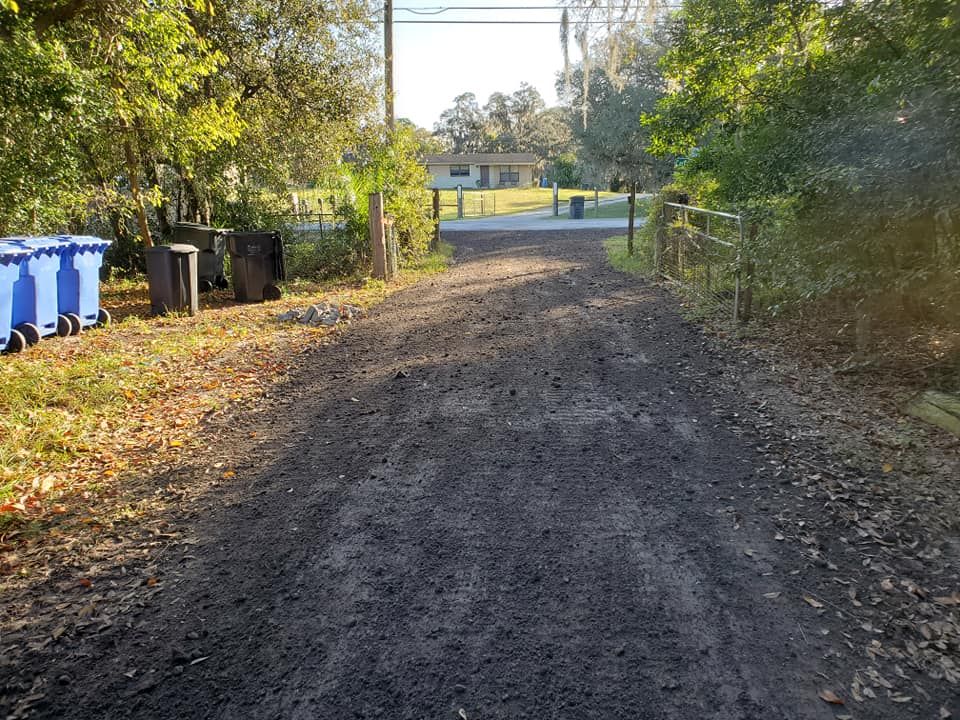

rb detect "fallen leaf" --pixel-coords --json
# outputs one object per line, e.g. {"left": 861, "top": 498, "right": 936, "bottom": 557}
{"left": 78, "top": 578, "right": 92, "bottom": 588}
{"left": 774, "top": 532, "right": 785, "bottom": 541}
{"left": 880, "top": 578, "right": 895, "bottom": 593}
{"left": 882, "top": 463, "right": 893, "bottom": 473}
{"left": 51, "top": 504, "right": 67, "bottom": 514}
{"left": 221, "top": 470, "right": 236, "bottom": 479}
{"left": 940, "top": 706, "right": 951, "bottom": 719}
{"left": 146, "top": 577, "right": 158, "bottom": 587}
{"left": 890, "top": 695, "right": 912, "bottom": 703}
{"left": 819, "top": 689, "right": 844, "bottom": 705}
{"left": 803, "top": 594, "right": 824, "bottom": 609}
{"left": 763, "top": 591, "right": 781, "bottom": 599}
{"left": 169, "top": 440, "right": 183, "bottom": 448}
{"left": 933, "top": 592, "right": 960, "bottom": 606}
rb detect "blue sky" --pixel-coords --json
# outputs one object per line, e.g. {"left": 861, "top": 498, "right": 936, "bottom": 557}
{"left": 392, "top": 2, "right": 576, "bottom": 129}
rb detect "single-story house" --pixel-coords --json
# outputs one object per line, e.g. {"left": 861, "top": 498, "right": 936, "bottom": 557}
{"left": 424, "top": 153, "right": 537, "bottom": 189}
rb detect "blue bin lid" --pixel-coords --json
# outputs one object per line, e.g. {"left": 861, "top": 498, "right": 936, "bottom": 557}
{"left": 0, "top": 243, "right": 33, "bottom": 265}
{"left": 55, "top": 234, "right": 112, "bottom": 251}
{"left": 0, "top": 236, "right": 69, "bottom": 255}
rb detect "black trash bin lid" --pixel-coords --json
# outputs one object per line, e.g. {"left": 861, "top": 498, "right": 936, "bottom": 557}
{"left": 145, "top": 243, "right": 199, "bottom": 254}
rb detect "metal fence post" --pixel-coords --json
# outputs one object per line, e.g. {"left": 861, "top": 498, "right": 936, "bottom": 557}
{"left": 733, "top": 215, "right": 743, "bottom": 323}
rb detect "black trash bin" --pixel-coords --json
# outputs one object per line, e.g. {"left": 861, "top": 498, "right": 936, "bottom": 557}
{"left": 172, "top": 223, "right": 229, "bottom": 291}
{"left": 144, "top": 244, "right": 199, "bottom": 316}
{"left": 225, "top": 231, "right": 284, "bottom": 303}
{"left": 569, "top": 195, "right": 586, "bottom": 219}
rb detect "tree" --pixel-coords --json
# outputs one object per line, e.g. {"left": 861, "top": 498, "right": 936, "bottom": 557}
{"left": 560, "top": 27, "right": 671, "bottom": 189}
{"left": 434, "top": 92, "right": 485, "bottom": 153}
{"left": 648, "top": 0, "right": 960, "bottom": 324}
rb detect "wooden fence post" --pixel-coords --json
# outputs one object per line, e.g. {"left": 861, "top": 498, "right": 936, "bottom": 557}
{"left": 368, "top": 192, "right": 387, "bottom": 280}
{"left": 384, "top": 216, "right": 398, "bottom": 280}
{"left": 626, "top": 182, "right": 637, "bottom": 256}
{"left": 432, "top": 188, "right": 440, "bottom": 250}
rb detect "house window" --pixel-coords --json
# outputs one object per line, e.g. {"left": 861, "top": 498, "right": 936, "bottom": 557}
{"left": 449, "top": 165, "right": 470, "bottom": 177}
{"left": 499, "top": 165, "right": 520, "bottom": 184}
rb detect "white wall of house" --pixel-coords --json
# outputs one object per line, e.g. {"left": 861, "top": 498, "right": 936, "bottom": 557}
{"left": 426, "top": 163, "right": 477, "bottom": 189}
{"left": 426, "top": 163, "right": 536, "bottom": 189}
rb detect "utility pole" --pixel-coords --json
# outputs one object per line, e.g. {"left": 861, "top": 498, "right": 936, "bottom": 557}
{"left": 384, "top": 0, "right": 394, "bottom": 132}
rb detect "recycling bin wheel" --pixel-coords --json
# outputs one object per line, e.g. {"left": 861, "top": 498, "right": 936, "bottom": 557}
{"left": 65, "top": 313, "right": 82, "bottom": 335}
{"left": 3, "top": 328, "right": 26, "bottom": 354}
{"left": 199, "top": 279, "right": 214, "bottom": 293}
{"left": 96, "top": 308, "right": 111, "bottom": 327}
{"left": 16, "top": 323, "right": 41, "bottom": 346}
{"left": 57, "top": 314, "right": 73, "bottom": 337}
{"left": 215, "top": 276, "right": 229, "bottom": 290}
{"left": 263, "top": 284, "right": 282, "bottom": 301}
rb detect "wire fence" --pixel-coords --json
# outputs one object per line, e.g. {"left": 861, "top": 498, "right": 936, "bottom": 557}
{"left": 656, "top": 202, "right": 745, "bottom": 321}
{"left": 267, "top": 210, "right": 369, "bottom": 280}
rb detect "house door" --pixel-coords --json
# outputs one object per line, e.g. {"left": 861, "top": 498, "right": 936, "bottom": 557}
{"left": 479, "top": 165, "right": 490, "bottom": 187}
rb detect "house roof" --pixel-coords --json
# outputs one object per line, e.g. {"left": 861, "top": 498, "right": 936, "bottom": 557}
{"left": 424, "top": 153, "right": 537, "bottom": 165}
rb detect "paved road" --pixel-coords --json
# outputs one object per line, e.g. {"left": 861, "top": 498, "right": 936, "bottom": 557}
{"left": 5, "top": 229, "right": 926, "bottom": 719}
{"left": 441, "top": 195, "right": 636, "bottom": 232}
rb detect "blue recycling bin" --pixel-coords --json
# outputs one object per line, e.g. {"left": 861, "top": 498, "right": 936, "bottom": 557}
{"left": 0, "top": 244, "right": 33, "bottom": 353}
{"left": 0, "top": 237, "right": 71, "bottom": 344}
{"left": 55, "top": 235, "right": 112, "bottom": 333}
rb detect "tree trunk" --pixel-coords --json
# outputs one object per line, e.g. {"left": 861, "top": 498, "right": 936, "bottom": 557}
{"left": 120, "top": 120, "right": 153, "bottom": 248}
{"left": 145, "top": 161, "right": 171, "bottom": 240}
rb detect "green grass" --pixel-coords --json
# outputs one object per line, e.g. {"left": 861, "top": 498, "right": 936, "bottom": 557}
{"left": 549, "top": 197, "right": 651, "bottom": 220}
{"left": 439, "top": 187, "right": 622, "bottom": 220}
{"left": 604, "top": 235, "right": 650, "bottom": 275}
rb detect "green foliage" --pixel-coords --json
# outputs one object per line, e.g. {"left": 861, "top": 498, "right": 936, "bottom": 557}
{"left": 549, "top": 152, "right": 582, "bottom": 188}
{"left": 560, "top": 27, "right": 673, "bottom": 189}
{"left": 324, "top": 125, "right": 433, "bottom": 274}
{"left": 649, "top": 0, "right": 960, "bottom": 325}
{"left": 0, "top": 0, "right": 384, "bottom": 276}
{"left": 434, "top": 85, "right": 573, "bottom": 162}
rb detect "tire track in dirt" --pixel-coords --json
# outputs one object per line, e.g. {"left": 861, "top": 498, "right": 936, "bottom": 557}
{"left": 6, "top": 229, "right": 929, "bottom": 719}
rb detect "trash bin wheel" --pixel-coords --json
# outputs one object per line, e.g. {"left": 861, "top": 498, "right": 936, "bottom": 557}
{"left": 199, "top": 279, "right": 214, "bottom": 293}
{"left": 15, "top": 323, "right": 41, "bottom": 346}
{"left": 215, "top": 276, "right": 229, "bottom": 290}
{"left": 96, "top": 308, "right": 112, "bottom": 327}
{"left": 57, "top": 314, "right": 73, "bottom": 337}
{"left": 263, "top": 284, "right": 282, "bottom": 301}
{"left": 65, "top": 313, "right": 83, "bottom": 336}
{"left": 3, "top": 329, "right": 27, "bottom": 354}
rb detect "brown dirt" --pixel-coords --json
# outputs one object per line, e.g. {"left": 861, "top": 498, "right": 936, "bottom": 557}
{"left": 1, "top": 229, "right": 956, "bottom": 719}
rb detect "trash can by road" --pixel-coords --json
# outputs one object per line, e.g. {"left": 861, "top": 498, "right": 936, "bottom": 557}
{"left": 56, "top": 235, "right": 112, "bottom": 334}
{"left": 172, "top": 223, "right": 229, "bottom": 291}
{"left": 569, "top": 195, "right": 585, "bottom": 220}
{"left": 225, "top": 232, "right": 284, "bottom": 303}
{"left": 0, "top": 237, "right": 72, "bottom": 343}
{"left": 0, "top": 244, "right": 33, "bottom": 353}
{"left": 144, "top": 244, "right": 199, "bottom": 316}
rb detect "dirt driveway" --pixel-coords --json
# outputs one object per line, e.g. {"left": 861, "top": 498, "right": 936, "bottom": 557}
{"left": 2, "top": 230, "right": 953, "bottom": 719}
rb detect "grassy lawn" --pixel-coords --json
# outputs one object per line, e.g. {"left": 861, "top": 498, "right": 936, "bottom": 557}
{"left": 604, "top": 235, "right": 650, "bottom": 275}
{"left": 0, "top": 244, "right": 453, "bottom": 531}
{"left": 439, "top": 187, "right": 622, "bottom": 220}
{"left": 548, "top": 197, "right": 651, "bottom": 220}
